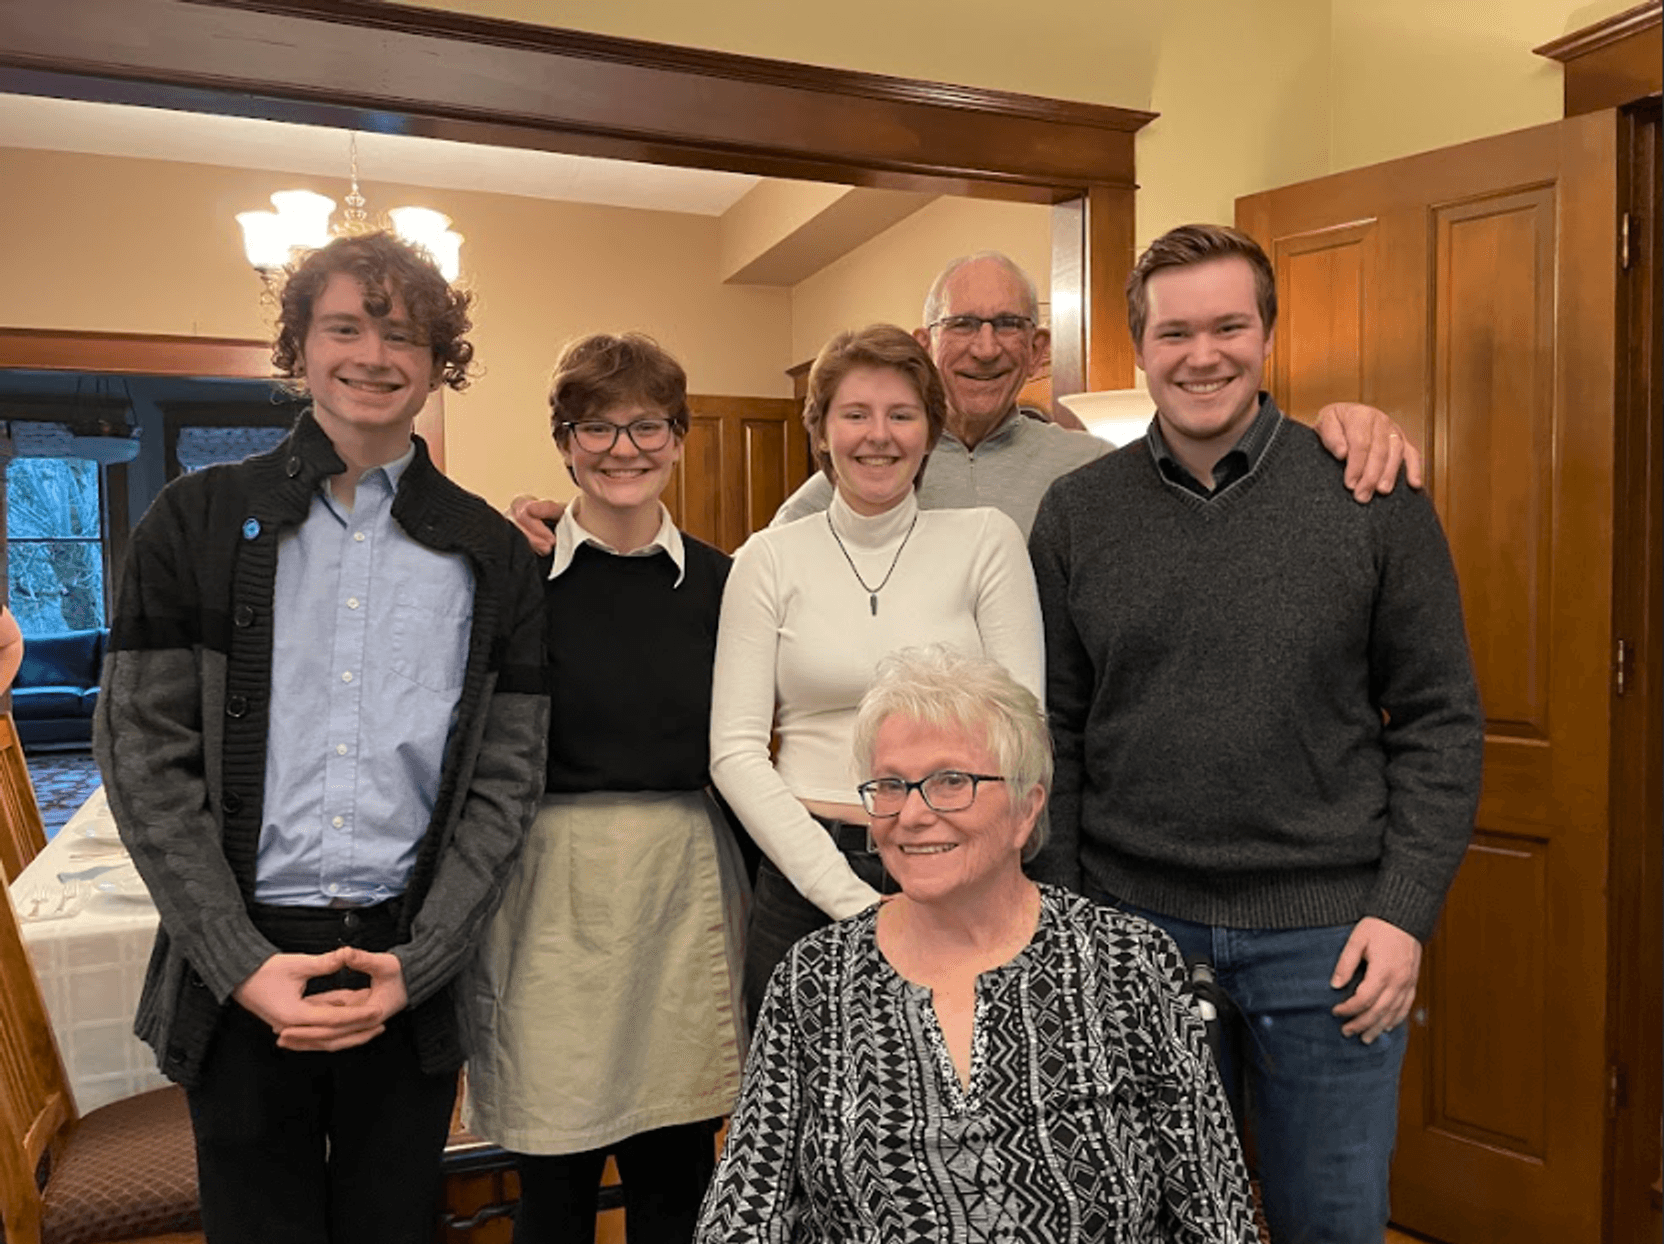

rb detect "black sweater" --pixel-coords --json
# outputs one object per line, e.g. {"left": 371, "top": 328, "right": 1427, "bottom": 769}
{"left": 543, "top": 536, "right": 729, "bottom": 793}
{"left": 1027, "top": 408, "right": 1483, "bottom": 942}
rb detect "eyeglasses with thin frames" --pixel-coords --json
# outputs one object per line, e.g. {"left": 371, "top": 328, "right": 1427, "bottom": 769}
{"left": 560, "top": 418, "right": 675, "bottom": 454}
{"left": 927, "top": 314, "right": 1036, "bottom": 341}
{"left": 857, "top": 770, "right": 1006, "bottom": 818}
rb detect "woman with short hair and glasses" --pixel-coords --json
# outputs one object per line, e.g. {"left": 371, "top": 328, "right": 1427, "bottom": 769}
{"left": 709, "top": 323, "right": 1043, "bottom": 1027}
{"left": 697, "top": 646, "right": 1256, "bottom": 1243}
{"left": 466, "top": 333, "right": 749, "bottom": 1243}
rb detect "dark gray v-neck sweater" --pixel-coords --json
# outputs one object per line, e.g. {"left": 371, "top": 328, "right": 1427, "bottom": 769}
{"left": 1027, "top": 407, "right": 1483, "bottom": 942}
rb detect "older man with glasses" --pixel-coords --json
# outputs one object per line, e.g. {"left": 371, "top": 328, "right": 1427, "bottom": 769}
{"left": 770, "top": 251, "right": 1419, "bottom": 536}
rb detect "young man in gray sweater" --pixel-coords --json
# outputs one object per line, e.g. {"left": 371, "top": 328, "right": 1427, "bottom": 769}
{"left": 1028, "top": 224, "right": 1483, "bottom": 1244}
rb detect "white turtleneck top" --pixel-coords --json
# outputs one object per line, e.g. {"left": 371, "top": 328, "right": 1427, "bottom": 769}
{"left": 710, "top": 489, "right": 1043, "bottom": 919}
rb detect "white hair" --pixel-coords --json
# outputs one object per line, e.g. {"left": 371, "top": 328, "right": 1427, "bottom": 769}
{"left": 853, "top": 644, "right": 1051, "bottom": 858}
{"left": 921, "top": 252, "right": 1041, "bottom": 329}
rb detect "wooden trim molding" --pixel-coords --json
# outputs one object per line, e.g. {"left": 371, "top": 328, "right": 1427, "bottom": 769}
{"left": 0, "top": 329, "right": 273, "bottom": 378}
{"left": 1535, "top": 0, "right": 1662, "bottom": 116}
{"left": 0, "top": 0, "right": 1154, "bottom": 200}
{"left": 0, "top": 1, "right": 1149, "bottom": 396}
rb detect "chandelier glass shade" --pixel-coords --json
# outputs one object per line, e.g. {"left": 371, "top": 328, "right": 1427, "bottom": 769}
{"left": 235, "top": 141, "right": 464, "bottom": 280}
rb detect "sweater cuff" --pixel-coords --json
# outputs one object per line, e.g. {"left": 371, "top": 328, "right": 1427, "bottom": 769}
{"left": 1364, "top": 870, "right": 1446, "bottom": 944}
{"left": 194, "top": 915, "right": 282, "bottom": 1004}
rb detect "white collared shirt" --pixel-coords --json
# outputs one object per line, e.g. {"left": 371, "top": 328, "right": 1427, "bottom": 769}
{"left": 549, "top": 500, "right": 686, "bottom": 587}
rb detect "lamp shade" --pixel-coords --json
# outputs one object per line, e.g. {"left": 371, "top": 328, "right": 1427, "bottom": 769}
{"left": 1055, "top": 388, "right": 1155, "bottom": 450}
{"left": 235, "top": 210, "right": 292, "bottom": 270}
{"left": 67, "top": 436, "right": 141, "bottom": 465}
{"left": 388, "top": 206, "right": 462, "bottom": 280}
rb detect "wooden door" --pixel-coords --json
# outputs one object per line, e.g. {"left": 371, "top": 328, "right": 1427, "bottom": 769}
{"left": 1238, "top": 110, "right": 1619, "bottom": 1242}
{"left": 665, "top": 395, "right": 805, "bottom": 553}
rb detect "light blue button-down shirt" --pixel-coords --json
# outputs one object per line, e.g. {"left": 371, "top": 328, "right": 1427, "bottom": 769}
{"left": 256, "top": 443, "right": 475, "bottom": 906}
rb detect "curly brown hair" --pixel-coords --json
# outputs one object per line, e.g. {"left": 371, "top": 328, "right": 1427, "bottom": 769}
{"left": 272, "top": 231, "right": 475, "bottom": 391}
{"left": 1125, "top": 223, "right": 1277, "bottom": 346}
{"left": 547, "top": 333, "right": 691, "bottom": 445}
{"left": 802, "top": 324, "right": 947, "bottom": 485}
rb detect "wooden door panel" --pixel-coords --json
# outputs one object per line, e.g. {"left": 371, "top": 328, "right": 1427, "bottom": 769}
{"left": 1239, "top": 110, "right": 1618, "bottom": 1243}
{"left": 681, "top": 395, "right": 804, "bottom": 552}
{"left": 740, "top": 418, "right": 790, "bottom": 541}
{"left": 672, "top": 414, "right": 726, "bottom": 549}
{"left": 1272, "top": 222, "right": 1374, "bottom": 421}
{"left": 1434, "top": 188, "right": 1558, "bottom": 825}
{"left": 1427, "top": 833, "right": 1549, "bottom": 1156}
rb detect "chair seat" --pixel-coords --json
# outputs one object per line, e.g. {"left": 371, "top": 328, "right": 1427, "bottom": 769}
{"left": 40, "top": 1086, "right": 201, "bottom": 1244}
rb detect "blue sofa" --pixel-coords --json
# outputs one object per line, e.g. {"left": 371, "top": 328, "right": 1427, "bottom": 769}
{"left": 12, "top": 628, "right": 106, "bottom": 749}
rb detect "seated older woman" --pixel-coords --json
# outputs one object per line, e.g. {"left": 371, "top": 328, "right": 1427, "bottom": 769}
{"left": 695, "top": 645, "right": 1256, "bottom": 1243}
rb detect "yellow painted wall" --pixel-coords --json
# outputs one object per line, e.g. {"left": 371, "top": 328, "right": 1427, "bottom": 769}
{"left": 787, "top": 198, "right": 1051, "bottom": 366}
{"left": 0, "top": 146, "right": 792, "bottom": 509}
{"left": 401, "top": 0, "right": 1165, "bottom": 110}
{"left": 1329, "top": 0, "right": 1641, "bottom": 173}
{"left": 409, "top": 0, "right": 1625, "bottom": 249}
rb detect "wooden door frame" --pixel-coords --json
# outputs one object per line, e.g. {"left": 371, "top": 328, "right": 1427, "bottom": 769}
{"left": 0, "top": 0, "right": 1154, "bottom": 399}
{"left": 1605, "top": 95, "right": 1663, "bottom": 1241}
{"left": 1538, "top": 11, "right": 1663, "bottom": 1235}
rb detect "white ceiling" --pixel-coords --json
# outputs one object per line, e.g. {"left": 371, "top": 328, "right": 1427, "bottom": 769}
{"left": 0, "top": 93, "right": 764, "bottom": 216}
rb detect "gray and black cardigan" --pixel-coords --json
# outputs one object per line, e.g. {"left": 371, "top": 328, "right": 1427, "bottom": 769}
{"left": 94, "top": 412, "right": 549, "bottom": 1085}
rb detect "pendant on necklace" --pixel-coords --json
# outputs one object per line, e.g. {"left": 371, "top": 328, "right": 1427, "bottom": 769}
{"left": 870, "top": 594, "right": 878, "bottom": 616}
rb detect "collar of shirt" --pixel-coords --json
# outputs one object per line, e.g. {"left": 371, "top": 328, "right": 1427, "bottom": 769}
{"left": 1146, "top": 392, "right": 1281, "bottom": 498}
{"left": 316, "top": 439, "right": 417, "bottom": 521}
{"left": 549, "top": 500, "right": 686, "bottom": 586}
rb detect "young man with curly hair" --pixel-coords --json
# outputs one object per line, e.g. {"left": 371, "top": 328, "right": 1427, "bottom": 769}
{"left": 96, "top": 232, "right": 549, "bottom": 1243}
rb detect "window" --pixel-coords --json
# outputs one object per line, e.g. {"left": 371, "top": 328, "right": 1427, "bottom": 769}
{"left": 6, "top": 457, "right": 105, "bottom": 635}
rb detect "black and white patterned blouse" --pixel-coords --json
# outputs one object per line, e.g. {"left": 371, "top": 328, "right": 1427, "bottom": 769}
{"left": 695, "top": 885, "right": 1255, "bottom": 1243}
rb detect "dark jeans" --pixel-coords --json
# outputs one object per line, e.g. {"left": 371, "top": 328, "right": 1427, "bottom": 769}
{"left": 186, "top": 901, "right": 458, "bottom": 1244}
{"left": 741, "top": 841, "right": 893, "bottom": 1029}
{"left": 512, "top": 1119, "right": 721, "bottom": 1244}
{"left": 1104, "top": 895, "right": 1407, "bottom": 1244}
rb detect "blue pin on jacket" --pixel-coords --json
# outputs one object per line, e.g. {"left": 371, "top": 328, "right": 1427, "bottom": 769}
{"left": 242, "top": 518, "right": 261, "bottom": 540}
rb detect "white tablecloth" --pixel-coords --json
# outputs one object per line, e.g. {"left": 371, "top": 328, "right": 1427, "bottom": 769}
{"left": 7, "top": 787, "right": 170, "bottom": 1114}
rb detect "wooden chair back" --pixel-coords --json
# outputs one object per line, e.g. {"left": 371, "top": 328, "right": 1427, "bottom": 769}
{"left": 0, "top": 714, "right": 48, "bottom": 883}
{"left": 0, "top": 875, "right": 78, "bottom": 1244}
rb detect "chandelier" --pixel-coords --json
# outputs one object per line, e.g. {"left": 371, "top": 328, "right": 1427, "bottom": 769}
{"left": 235, "top": 135, "right": 464, "bottom": 280}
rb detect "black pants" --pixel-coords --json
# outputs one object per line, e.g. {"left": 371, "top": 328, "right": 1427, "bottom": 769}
{"left": 512, "top": 1119, "right": 721, "bottom": 1244}
{"left": 741, "top": 839, "right": 894, "bottom": 1030}
{"left": 185, "top": 902, "right": 458, "bottom": 1244}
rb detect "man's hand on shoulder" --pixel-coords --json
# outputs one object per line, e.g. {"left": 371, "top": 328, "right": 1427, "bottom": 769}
{"left": 1314, "top": 403, "right": 1425, "bottom": 502}
{"left": 506, "top": 494, "right": 565, "bottom": 556}
{"left": 1330, "top": 916, "right": 1421, "bottom": 1044}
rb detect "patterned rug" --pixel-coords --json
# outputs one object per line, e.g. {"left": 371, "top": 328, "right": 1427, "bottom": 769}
{"left": 24, "top": 749, "right": 104, "bottom": 839}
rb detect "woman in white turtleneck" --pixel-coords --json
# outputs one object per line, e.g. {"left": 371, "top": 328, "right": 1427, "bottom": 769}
{"left": 710, "top": 323, "right": 1044, "bottom": 1024}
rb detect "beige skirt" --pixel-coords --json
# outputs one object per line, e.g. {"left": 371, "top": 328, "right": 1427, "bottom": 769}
{"left": 464, "top": 789, "right": 749, "bottom": 1154}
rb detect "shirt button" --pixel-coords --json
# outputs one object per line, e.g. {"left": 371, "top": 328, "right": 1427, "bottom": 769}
{"left": 332, "top": 815, "right": 345, "bottom": 828}
{"left": 354, "top": 532, "right": 366, "bottom": 542}
{"left": 341, "top": 671, "right": 353, "bottom": 683}
{"left": 336, "top": 744, "right": 348, "bottom": 756}
{"left": 346, "top": 597, "right": 360, "bottom": 609}
{"left": 234, "top": 605, "right": 255, "bottom": 627}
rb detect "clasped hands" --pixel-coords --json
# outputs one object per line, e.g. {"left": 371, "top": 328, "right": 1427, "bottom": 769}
{"left": 232, "top": 946, "right": 408, "bottom": 1052}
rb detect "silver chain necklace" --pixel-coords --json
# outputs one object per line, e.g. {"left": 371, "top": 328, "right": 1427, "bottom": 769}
{"left": 826, "top": 509, "right": 918, "bottom": 616}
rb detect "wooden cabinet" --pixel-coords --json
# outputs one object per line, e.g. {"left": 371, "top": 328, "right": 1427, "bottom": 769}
{"left": 665, "top": 395, "right": 806, "bottom": 553}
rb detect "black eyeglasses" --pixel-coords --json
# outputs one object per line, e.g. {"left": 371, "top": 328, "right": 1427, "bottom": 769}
{"left": 560, "top": 418, "right": 675, "bottom": 453}
{"left": 928, "top": 314, "right": 1036, "bottom": 340}
{"left": 857, "top": 770, "right": 1005, "bottom": 818}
